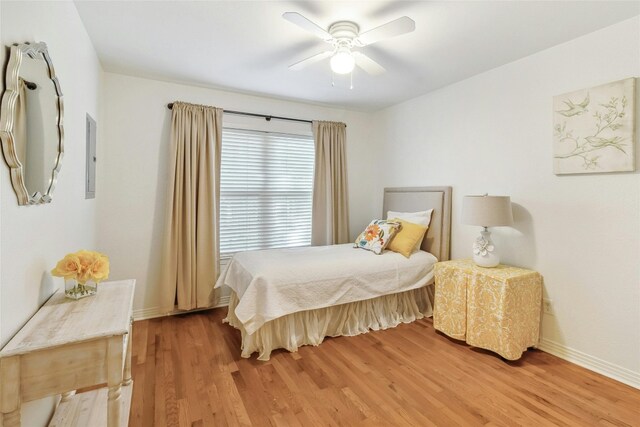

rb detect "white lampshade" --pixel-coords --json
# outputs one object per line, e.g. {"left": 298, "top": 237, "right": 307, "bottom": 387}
{"left": 462, "top": 195, "right": 514, "bottom": 227}
{"left": 330, "top": 50, "right": 355, "bottom": 74}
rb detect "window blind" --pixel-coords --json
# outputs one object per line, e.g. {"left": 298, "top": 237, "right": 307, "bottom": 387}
{"left": 220, "top": 128, "right": 315, "bottom": 260}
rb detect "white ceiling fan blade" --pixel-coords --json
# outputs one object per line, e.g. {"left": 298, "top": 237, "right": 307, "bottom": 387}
{"left": 283, "top": 12, "right": 332, "bottom": 41}
{"left": 289, "top": 51, "right": 333, "bottom": 71}
{"left": 356, "top": 16, "right": 415, "bottom": 46}
{"left": 353, "top": 52, "right": 386, "bottom": 75}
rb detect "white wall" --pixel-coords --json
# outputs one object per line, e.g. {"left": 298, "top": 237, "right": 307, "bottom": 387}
{"left": 0, "top": 1, "right": 103, "bottom": 425}
{"left": 98, "top": 73, "right": 377, "bottom": 317}
{"left": 374, "top": 16, "right": 640, "bottom": 387}
{"left": 1, "top": 12, "right": 633, "bottom": 427}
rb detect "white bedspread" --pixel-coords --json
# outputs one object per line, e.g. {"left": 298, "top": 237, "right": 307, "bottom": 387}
{"left": 214, "top": 244, "right": 437, "bottom": 335}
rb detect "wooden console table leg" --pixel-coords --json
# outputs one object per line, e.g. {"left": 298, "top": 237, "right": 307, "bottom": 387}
{"left": 107, "top": 336, "right": 124, "bottom": 427}
{"left": 123, "top": 324, "right": 132, "bottom": 386}
{"left": 0, "top": 357, "right": 21, "bottom": 427}
{"left": 107, "top": 385, "right": 122, "bottom": 427}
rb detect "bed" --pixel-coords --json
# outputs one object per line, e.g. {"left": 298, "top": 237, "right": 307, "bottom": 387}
{"left": 215, "top": 186, "right": 452, "bottom": 360}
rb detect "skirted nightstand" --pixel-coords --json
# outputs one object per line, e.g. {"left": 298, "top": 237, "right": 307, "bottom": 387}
{"left": 433, "top": 259, "right": 542, "bottom": 360}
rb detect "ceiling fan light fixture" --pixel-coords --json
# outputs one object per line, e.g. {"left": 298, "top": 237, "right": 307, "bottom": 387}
{"left": 284, "top": 12, "right": 415, "bottom": 77}
{"left": 330, "top": 50, "right": 355, "bottom": 74}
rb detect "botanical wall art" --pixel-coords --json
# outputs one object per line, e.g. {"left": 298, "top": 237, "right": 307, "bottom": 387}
{"left": 553, "top": 77, "right": 636, "bottom": 174}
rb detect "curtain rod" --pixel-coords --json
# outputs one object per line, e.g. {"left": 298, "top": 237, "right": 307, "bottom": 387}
{"left": 166, "top": 102, "right": 314, "bottom": 125}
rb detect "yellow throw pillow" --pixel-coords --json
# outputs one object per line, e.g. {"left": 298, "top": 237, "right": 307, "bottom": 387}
{"left": 387, "top": 218, "right": 428, "bottom": 258}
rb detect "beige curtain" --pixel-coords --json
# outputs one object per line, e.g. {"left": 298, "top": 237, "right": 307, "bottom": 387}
{"left": 160, "top": 102, "right": 222, "bottom": 312}
{"left": 311, "top": 120, "right": 350, "bottom": 245}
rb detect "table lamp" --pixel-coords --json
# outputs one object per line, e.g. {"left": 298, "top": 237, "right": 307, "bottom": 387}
{"left": 462, "top": 194, "right": 514, "bottom": 267}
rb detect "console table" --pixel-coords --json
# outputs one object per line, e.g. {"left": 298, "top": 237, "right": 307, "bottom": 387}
{"left": 433, "top": 260, "right": 542, "bottom": 360}
{"left": 0, "top": 279, "right": 135, "bottom": 427}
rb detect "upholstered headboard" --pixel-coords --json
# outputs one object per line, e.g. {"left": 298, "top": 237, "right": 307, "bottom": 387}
{"left": 382, "top": 186, "right": 452, "bottom": 261}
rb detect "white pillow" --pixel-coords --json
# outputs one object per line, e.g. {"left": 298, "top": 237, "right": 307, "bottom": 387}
{"left": 386, "top": 209, "right": 433, "bottom": 252}
{"left": 387, "top": 209, "right": 433, "bottom": 227}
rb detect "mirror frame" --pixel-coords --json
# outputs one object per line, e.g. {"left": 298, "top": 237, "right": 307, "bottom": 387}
{"left": 0, "top": 42, "right": 64, "bottom": 205}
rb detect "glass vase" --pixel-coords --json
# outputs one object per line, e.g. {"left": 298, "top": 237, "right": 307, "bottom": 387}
{"left": 64, "top": 279, "right": 97, "bottom": 300}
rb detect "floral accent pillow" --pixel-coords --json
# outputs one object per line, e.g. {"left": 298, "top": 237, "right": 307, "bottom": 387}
{"left": 354, "top": 219, "right": 401, "bottom": 255}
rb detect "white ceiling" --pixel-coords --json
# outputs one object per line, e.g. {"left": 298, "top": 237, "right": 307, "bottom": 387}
{"left": 74, "top": 1, "right": 640, "bottom": 111}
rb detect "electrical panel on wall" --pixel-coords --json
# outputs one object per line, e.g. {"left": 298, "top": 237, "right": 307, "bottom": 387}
{"left": 85, "top": 114, "right": 96, "bottom": 199}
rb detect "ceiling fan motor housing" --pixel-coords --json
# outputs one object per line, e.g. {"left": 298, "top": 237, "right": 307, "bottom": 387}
{"left": 328, "top": 21, "right": 360, "bottom": 48}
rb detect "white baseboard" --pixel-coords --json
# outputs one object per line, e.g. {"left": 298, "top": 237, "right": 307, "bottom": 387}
{"left": 133, "top": 295, "right": 230, "bottom": 321}
{"left": 538, "top": 337, "right": 640, "bottom": 389}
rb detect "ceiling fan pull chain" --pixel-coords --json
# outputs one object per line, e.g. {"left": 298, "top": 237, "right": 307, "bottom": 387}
{"left": 350, "top": 71, "right": 354, "bottom": 90}
{"left": 331, "top": 71, "right": 335, "bottom": 87}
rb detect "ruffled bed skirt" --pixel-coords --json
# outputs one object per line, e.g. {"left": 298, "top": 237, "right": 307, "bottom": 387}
{"left": 223, "top": 285, "right": 434, "bottom": 361}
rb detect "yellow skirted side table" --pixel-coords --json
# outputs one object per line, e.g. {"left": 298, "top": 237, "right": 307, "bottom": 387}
{"left": 433, "top": 259, "right": 542, "bottom": 360}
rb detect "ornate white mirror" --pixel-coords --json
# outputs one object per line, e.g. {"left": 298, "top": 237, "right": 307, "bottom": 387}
{"left": 0, "top": 42, "right": 64, "bottom": 205}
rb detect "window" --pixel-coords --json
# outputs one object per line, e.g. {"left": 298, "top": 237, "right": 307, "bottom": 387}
{"left": 220, "top": 128, "right": 315, "bottom": 260}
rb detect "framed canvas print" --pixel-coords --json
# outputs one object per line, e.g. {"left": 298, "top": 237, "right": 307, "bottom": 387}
{"left": 553, "top": 78, "right": 636, "bottom": 175}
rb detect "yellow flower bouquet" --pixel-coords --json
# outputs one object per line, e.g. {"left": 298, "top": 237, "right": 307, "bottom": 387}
{"left": 52, "top": 250, "right": 109, "bottom": 299}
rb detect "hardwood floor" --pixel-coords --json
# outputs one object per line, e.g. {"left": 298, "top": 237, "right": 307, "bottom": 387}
{"left": 129, "top": 308, "right": 640, "bottom": 426}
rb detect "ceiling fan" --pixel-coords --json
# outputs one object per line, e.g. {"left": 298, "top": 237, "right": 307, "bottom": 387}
{"left": 283, "top": 12, "right": 416, "bottom": 76}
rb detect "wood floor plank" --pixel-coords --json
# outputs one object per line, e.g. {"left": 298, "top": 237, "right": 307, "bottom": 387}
{"left": 129, "top": 308, "right": 640, "bottom": 426}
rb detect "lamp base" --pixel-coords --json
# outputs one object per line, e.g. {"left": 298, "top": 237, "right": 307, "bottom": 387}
{"left": 472, "top": 230, "right": 500, "bottom": 268}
